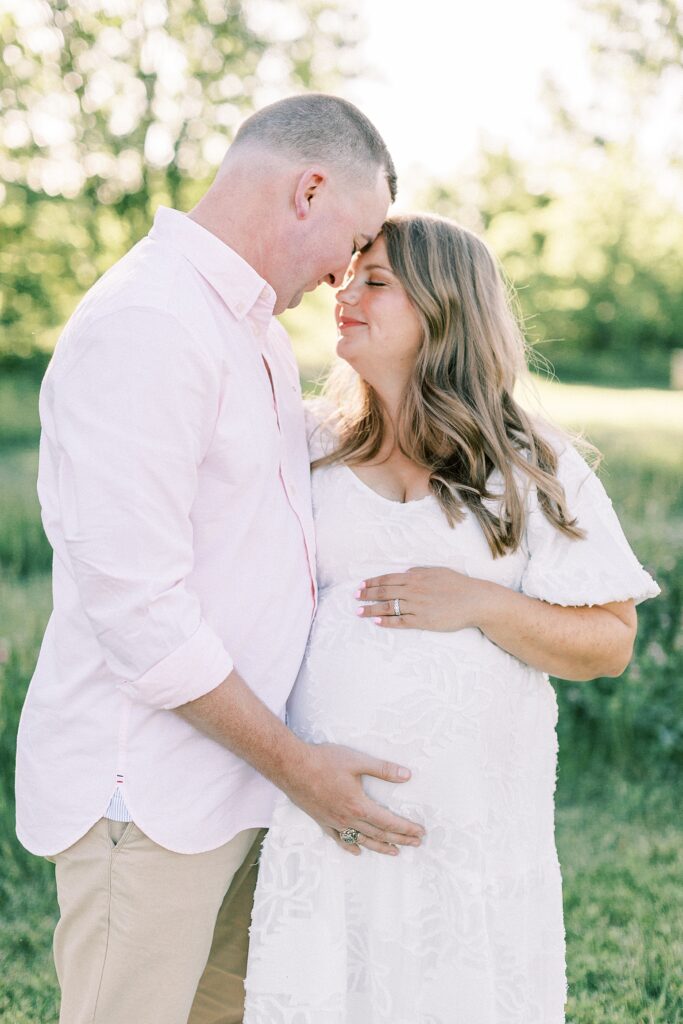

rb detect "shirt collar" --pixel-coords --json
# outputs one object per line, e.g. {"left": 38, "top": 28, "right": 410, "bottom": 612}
{"left": 149, "top": 206, "right": 276, "bottom": 326}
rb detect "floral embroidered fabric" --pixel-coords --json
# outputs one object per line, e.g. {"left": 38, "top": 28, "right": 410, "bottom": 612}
{"left": 244, "top": 409, "right": 659, "bottom": 1024}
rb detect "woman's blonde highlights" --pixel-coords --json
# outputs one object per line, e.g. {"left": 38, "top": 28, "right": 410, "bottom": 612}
{"left": 316, "top": 213, "right": 591, "bottom": 557}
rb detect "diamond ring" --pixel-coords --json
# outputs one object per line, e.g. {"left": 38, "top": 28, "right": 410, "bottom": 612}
{"left": 393, "top": 597, "right": 401, "bottom": 616}
{"left": 339, "top": 827, "right": 361, "bottom": 845}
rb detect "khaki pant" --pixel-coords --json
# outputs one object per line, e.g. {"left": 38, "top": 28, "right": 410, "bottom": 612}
{"left": 50, "top": 818, "right": 266, "bottom": 1024}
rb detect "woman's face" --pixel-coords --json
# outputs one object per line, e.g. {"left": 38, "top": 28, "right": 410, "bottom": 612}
{"left": 334, "top": 236, "right": 423, "bottom": 389}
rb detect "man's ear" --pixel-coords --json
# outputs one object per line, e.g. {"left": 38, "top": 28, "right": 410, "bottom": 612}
{"left": 294, "top": 168, "right": 326, "bottom": 220}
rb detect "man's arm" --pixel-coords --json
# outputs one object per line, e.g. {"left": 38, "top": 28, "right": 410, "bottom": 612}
{"left": 178, "top": 672, "right": 425, "bottom": 856}
{"left": 55, "top": 308, "right": 423, "bottom": 854}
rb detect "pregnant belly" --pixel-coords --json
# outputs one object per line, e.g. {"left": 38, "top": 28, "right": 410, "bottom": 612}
{"left": 288, "top": 585, "right": 558, "bottom": 811}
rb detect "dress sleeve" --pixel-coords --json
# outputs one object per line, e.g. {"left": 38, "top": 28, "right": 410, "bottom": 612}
{"left": 520, "top": 440, "right": 660, "bottom": 607}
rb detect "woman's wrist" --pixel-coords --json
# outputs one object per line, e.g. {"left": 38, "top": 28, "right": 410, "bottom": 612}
{"left": 463, "top": 578, "right": 507, "bottom": 632}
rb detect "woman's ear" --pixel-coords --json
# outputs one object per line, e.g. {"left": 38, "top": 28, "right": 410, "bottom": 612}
{"left": 293, "top": 168, "right": 326, "bottom": 220}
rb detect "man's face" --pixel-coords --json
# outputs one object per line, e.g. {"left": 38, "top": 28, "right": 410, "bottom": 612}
{"left": 283, "top": 166, "right": 392, "bottom": 311}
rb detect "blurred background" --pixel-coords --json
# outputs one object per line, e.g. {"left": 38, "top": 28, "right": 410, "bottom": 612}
{"left": 0, "top": 1, "right": 681, "bottom": 1020}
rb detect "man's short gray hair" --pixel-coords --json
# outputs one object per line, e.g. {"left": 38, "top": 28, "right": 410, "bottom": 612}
{"left": 231, "top": 93, "right": 397, "bottom": 201}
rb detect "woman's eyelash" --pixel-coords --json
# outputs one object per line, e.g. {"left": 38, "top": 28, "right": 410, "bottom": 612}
{"left": 366, "top": 280, "right": 386, "bottom": 287}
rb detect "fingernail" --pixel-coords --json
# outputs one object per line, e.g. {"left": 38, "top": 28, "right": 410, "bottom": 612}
{"left": 373, "top": 617, "right": 382, "bottom": 625}
{"left": 356, "top": 607, "right": 364, "bottom": 617}
{"left": 397, "top": 767, "right": 411, "bottom": 780}
{"left": 355, "top": 590, "right": 362, "bottom": 599}
{"left": 358, "top": 581, "right": 366, "bottom": 588}
{"left": 390, "top": 848, "right": 399, "bottom": 856}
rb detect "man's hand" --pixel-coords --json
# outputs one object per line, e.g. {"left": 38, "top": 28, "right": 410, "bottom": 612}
{"left": 281, "top": 742, "right": 425, "bottom": 857}
{"left": 177, "top": 669, "right": 425, "bottom": 857}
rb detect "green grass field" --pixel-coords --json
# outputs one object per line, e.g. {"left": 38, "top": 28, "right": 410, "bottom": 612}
{"left": 0, "top": 367, "right": 681, "bottom": 1022}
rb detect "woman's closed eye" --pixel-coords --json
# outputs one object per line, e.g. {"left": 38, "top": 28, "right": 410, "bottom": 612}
{"left": 365, "top": 280, "right": 387, "bottom": 287}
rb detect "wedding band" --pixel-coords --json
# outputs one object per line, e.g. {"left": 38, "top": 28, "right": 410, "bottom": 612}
{"left": 339, "top": 827, "right": 360, "bottom": 845}
{"left": 393, "top": 597, "right": 401, "bottom": 616}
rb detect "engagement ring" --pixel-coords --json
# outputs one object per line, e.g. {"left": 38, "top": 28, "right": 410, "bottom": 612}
{"left": 339, "top": 827, "right": 360, "bottom": 845}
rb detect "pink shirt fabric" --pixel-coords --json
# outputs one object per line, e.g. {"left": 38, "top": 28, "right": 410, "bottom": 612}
{"left": 16, "top": 206, "right": 317, "bottom": 856}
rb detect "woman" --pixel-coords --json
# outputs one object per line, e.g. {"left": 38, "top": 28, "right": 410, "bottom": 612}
{"left": 243, "top": 214, "right": 659, "bottom": 1023}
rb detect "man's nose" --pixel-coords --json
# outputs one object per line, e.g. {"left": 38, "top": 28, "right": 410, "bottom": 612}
{"left": 327, "top": 259, "right": 355, "bottom": 289}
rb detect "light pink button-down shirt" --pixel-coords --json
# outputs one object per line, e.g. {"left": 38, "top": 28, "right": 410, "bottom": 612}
{"left": 16, "top": 207, "right": 317, "bottom": 856}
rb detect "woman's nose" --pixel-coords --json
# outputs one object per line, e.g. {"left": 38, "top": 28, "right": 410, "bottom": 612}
{"left": 336, "top": 280, "right": 358, "bottom": 304}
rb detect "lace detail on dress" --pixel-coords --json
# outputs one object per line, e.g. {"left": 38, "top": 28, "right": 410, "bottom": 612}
{"left": 521, "top": 443, "right": 660, "bottom": 606}
{"left": 244, "top": 423, "right": 657, "bottom": 1024}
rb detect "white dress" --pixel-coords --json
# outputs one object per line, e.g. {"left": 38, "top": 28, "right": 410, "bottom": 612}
{"left": 244, "top": 411, "right": 659, "bottom": 1024}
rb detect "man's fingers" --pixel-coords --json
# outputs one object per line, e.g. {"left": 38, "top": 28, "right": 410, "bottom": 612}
{"left": 323, "top": 825, "right": 361, "bottom": 856}
{"left": 361, "top": 756, "right": 415, "bottom": 786}
{"left": 353, "top": 792, "right": 426, "bottom": 841}
{"left": 323, "top": 825, "right": 399, "bottom": 857}
{"left": 356, "top": 833, "right": 399, "bottom": 856}
{"left": 356, "top": 819, "right": 422, "bottom": 847}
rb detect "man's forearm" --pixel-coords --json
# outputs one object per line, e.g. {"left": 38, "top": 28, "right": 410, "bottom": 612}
{"left": 176, "top": 669, "right": 309, "bottom": 791}
{"left": 175, "top": 668, "right": 427, "bottom": 855}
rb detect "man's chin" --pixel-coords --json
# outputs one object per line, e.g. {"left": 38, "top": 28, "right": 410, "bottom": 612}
{"left": 286, "top": 291, "right": 305, "bottom": 310}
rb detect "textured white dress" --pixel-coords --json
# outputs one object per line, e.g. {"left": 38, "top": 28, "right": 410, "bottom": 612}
{"left": 244, "top": 411, "right": 659, "bottom": 1024}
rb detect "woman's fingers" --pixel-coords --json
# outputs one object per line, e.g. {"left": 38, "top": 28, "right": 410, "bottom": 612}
{"left": 360, "top": 573, "right": 410, "bottom": 592}
{"left": 357, "top": 583, "right": 409, "bottom": 601}
{"left": 357, "top": 600, "right": 411, "bottom": 619}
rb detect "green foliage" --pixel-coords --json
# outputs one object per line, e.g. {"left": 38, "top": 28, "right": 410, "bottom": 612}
{"left": 0, "top": 372, "right": 42, "bottom": 446}
{"left": 0, "top": 450, "right": 52, "bottom": 577}
{"left": 0, "top": 373, "right": 681, "bottom": 1017}
{"left": 558, "top": 794, "right": 683, "bottom": 1023}
{"left": 0, "top": 588, "right": 59, "bottom": 1024}
{"left": 0, "top": 0, "right": 362, "bottom": 356}
{"left": 588, "top": 0, "right": 683, "bottom": 78}
{"left": 555, "top": 553, "right": 683, "bottom": 786}
{"left": 423, "top": 149, "right": 683, "bottom": 386}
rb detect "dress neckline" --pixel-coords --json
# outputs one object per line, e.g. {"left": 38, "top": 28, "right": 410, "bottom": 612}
{"left": 341, "top": 464, "right": 436, "bottom": 507}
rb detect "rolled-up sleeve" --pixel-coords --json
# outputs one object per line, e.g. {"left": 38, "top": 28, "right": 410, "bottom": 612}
{"left": 51, "top": 306, "right": 234, "bottom": 709}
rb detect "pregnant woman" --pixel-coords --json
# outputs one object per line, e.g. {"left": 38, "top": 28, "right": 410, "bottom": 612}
{"left": 243, "top": 214, "right": 659, "bottom": 1023}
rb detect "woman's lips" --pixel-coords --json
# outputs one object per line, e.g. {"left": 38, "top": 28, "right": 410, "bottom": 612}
{"left": 338, "top": 318, "right": 367, "bottom": 329}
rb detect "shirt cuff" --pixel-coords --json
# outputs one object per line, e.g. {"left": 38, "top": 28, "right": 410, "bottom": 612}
{"left": 117, "top": 620, "right": 234, "bottom": 710}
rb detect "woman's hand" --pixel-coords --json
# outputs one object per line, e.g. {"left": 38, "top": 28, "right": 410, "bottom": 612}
{"left": 355, "top": 567, "right": 491, "bottom": 632}
{"left": 355, "top": 567, "right": 637, "bottom": 680}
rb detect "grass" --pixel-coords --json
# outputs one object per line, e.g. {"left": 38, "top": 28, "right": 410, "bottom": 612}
{"left": 1, "top": 777, "right": 681, "bottom": 1023}
{"left": 0, "top": 367, "right": 681, "bottom": 1021}
{"left": 0, "top": 375, "right": 42, "bottom": 449}
{"left": 559, "top": 788, "right": 683, "bottom": 1024}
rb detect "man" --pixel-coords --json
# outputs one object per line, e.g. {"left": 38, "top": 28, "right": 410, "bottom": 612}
{"left": 15, "top": 94, "right": 425, "bottom": 1024}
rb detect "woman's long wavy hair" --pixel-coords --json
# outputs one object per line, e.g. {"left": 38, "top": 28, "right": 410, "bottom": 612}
{"left": 314, "top": 213, "right": 594, "bottom": 558}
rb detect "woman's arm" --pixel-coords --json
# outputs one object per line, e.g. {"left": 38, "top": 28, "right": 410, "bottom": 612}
{"left": 356, "top": 568, "right": 637, "bottom": 681}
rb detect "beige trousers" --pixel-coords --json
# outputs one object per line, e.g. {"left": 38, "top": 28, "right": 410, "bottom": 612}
{"left": 50, "top": 818, "right": 266, "bottom": 1024}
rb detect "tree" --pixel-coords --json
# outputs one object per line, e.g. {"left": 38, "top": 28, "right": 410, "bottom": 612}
{"left": 589, "top": 0, "right": 683, "bottom": 77}
{"left": 0, "top": 0, "right": 363, "bottom": 358}
{"left": 422, "top": 148, "right": 683, "bottom": 387}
